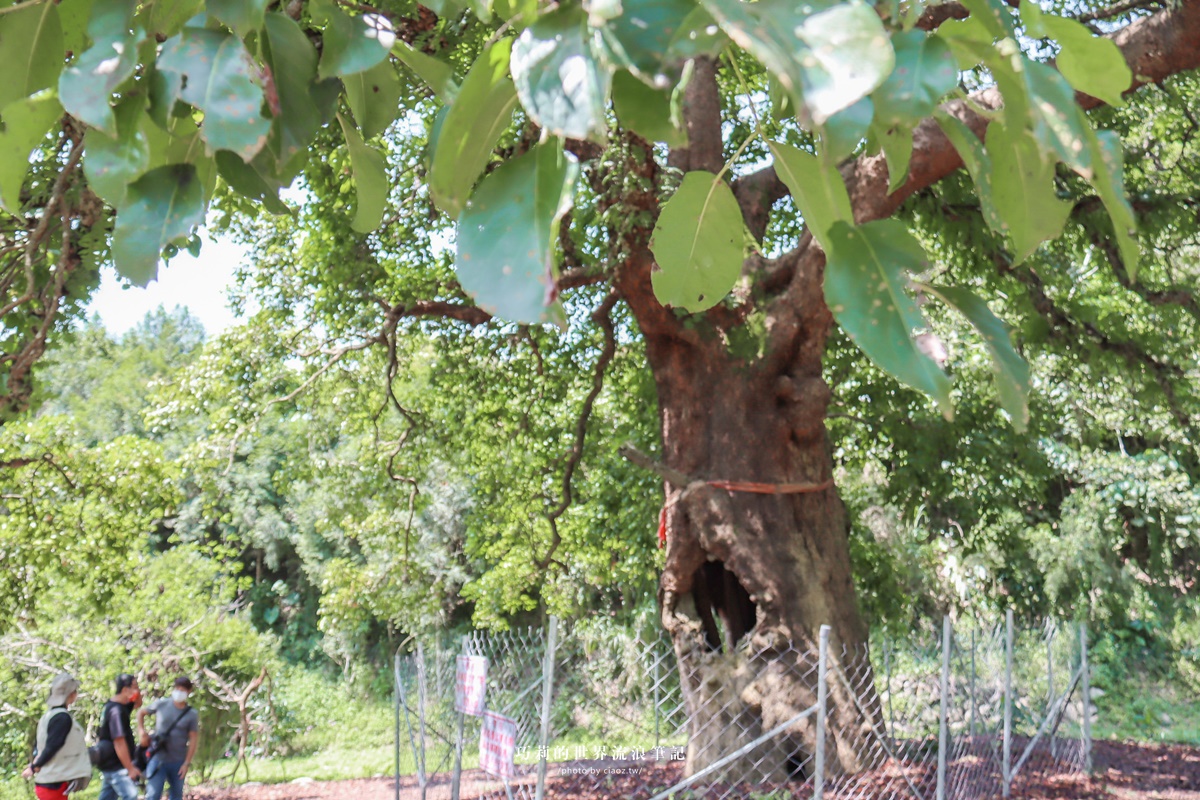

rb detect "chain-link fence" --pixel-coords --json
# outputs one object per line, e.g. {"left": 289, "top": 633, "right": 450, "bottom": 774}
{"left": 387, "top": 614, "right": 1094, "bottom": 800}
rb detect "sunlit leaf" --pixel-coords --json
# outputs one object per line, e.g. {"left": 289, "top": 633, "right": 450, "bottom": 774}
{"left": 0, "top": 1, "right": 63, "bottom": 111}
{"left": 1020, "top": 0, "right": 1131, "bottom": 107}
{"left": 158, "top": 27, "right": 272, "bottom": 162}
{"left": 208, "top": 0, "right": 271, "bottom": 37}
{"left": 456, "top": 141, "right": 580, "bottom": 324}
{"left": 819, "top": 97, "right": 873, "bottom": 162}
{"left": 0, "top": 92, "right": 63, "bottom": 214}
{"left": 612, "top": 70, "right": 686, "bottom": 147}
{"left": 767, "top": 141, "right": 852, "bottom": 252}
{"left": 83, "top": 92, "right": 149, "bottom": 206}
{"left": 262, "top": 13, "right": 340, "bottom": 168}
{"left": 871, "top": 31, "right": 957, "bottom": 126}
{"left": 701, "top": 0, "right": 894, "bottom": 124}
{"left": 429, "top": 40, "right": 519, "bottom": 219}
{"left": 512, "top": 5, "right": 610, "bottom": 142}
{"left": 111, "top": 164, "right": 206, "bottom": 286}
{"left": 393, "top": 40, "right": 459, "bottom": 104}
{"left": 345, "top": 61, "right": 403, "bottom": 139}
{"left": 987, "top": 121, "right": 1071, "bottom": 263}
{"left": 928, "top": 284, "right": 1030, "bottom": 431}
{"left": 650, "top": 171, "right": 743, "bottom": 312}
{"left": 603, "top": 0, "right": 698, "bottom": 81}
{"left": 58, "top": 0, "right": 141, "bottom": 135}
{"left": 337, "top": 114, "right": 388, "bottom": 233}
{"left": 824, "top": 219, "right": 952, "bottom": 416}
{"left": 313, "top": 0, "right": 394, "bottom": 79}
{"left": 934, "top": 111, "right": 1003, "bottom": 232}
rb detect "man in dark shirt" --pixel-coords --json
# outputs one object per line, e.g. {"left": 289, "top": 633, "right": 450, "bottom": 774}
{"left": 97, "top": 674, "right": 142, "bottom": 800}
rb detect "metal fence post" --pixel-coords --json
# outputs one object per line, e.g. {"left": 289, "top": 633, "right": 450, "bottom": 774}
{"left": 451, "top": 635, "right": 468, "bottom": 800}
{"left": 653, "top": 642, "right": 661, "bottom": 750}
{"left": 1047, "top": 622, "right": 1057, "bottom": 759}
{"left": 417, "top": 641, "right": 428, "bottom": 800}
{"left": 1080, "top": 622, "right": 1092, "bottom": 776}
{"left": 937, "top": 615, "right": 951, "bottom": 800}
{"left": 815, "top": 624, "right": 830, "bottom": 800}
{"left": 535, "top": 616, "right": 559, "bottom": 800}
{"left": 394, "top": 652, "right": 401, "bottom": 800}
{"left": 1003, "top": 608, "right": 1014, "bottom": 799}
{"left": 970, "top": 627, "right": 977, "bottom": 741}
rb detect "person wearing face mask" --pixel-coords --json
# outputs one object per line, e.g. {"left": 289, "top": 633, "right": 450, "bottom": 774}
{"left": 137, "top": 676, "right": 199, "bottom": 800}
{"left": 95, "top": 673, "right": 142, "bottom": 800}
{"left": 21, "top": 673, "right": 93, "bottom": 799}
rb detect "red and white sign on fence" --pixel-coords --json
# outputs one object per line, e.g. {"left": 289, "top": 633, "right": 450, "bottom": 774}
{"left": 480, "top": 711, "right": 518, "bottom": 779}
{"left": 455, "top": 654, "right": 488, "bottom": 716}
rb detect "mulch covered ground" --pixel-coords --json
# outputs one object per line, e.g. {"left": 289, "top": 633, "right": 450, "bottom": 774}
{"left": 185, "top": 740, "right": 1200, "bottom": 800}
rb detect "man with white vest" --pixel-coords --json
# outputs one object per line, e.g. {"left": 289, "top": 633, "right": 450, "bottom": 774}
{"left": 21, "top": 672, "right": 92, "bottom": 799}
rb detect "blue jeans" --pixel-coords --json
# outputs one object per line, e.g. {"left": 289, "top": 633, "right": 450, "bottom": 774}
{"left": 145, "top": 756, "right": 186, "bottom": 800}
{"left": 97, "top": 768, "right": 139, "bottom": 800}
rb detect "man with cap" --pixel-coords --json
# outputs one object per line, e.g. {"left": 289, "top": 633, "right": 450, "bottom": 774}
{"left": 137, "top": 676, "right": 200, "bottom": 800}
{"left": 22, "top": 672, "right": 92, "bottom": 799}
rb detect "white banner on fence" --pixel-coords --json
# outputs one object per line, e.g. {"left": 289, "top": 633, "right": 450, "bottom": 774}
{"left": 455, "top": 654, "right": 488, "bottom": 716}
{"left": 480, "top": 711, "right": 517, "bottom": 779}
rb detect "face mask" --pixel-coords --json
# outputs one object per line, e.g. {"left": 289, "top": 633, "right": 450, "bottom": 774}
{"left": 129, "top": 690, "right": 141, "bottom": 705}
{"left": 171, "top": 690, "right": 189, "bottom": 704}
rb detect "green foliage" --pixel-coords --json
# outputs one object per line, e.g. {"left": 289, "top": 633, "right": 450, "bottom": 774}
{"left": 0, "top": 92, "right": 62, "bottom": 214}
{"left": 336, "top": 114, "right": 388, "bottom": 233}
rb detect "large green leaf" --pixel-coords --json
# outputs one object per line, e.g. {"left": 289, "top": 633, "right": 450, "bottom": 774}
{"left": 313, "top": 0, "right": 394, "bottom": 79}
{"left": 337, "top": 114, "right": 388, "bottom": 233}
{"left": 262, "top": 13, "right": 339, "bottom": 168}
{"left": 934, "top": 110, "right": 1003, "bottom": 232}
{"left": 1084, "top": 125, "right": 1139, "bottom": 279}
{"left": 874, "top": 121, "right": 913, "bottom": 192}
{"left": 986, "top": 121, "right": 1070, "bottom": 263}
{"left": 140, "top": 0, "right": 203, "bottom": 37}
{"left": 824, "top": 219, "right": 952, "bottom": 416}
{"left": 158, "top": 28, "right": 272, "bottom": 162}
{"left": 111, "top": 164, "right": 206, "bottom": 286}
{"left": 604, "top": 0, "right": 698, "bottom": 81}
{"left": 701, "top": 0, "right": 894, "bottom": 124}
{"left": 927, "top": 284, "right": 1030, "bottom": 431}
{"left": 393, "top": 40, "right": 459, "bottom": 104}
{"left": 649, "top": 171, "right": 743, "bottom": 312}
{"left": 0, "top": 92, "right": 63, "bottom": 214}
{"left": 215, "top": 150, "right": 289, "bottom": 215}
{"left": 83, "top": 92, "right": 149, "bottom": 206}
{"left": 665, "top": 7, "right": 728, "bottom": 62}
{"left": 512, "top": 6, "right": 610, "bottom": 142}
{"left": 1022, "top": 60, "right": 1092, "bottom": 177}
{"left": 871, "top": 31, "right": 957, "bottom": 126}
{"left": 58, "top": 0, "right": 95, "bottom": 58}
{"left": 140, "top": 113, "right": 217, "bottom": 202}
{"left": 766, "top": 141, "right": 851, "bottom": 252}
{"left": 456, "top": 141, "right": 580, "bottom": 324}
{"left": 612, "top": 70, "right": 686, "bottom": 147}
{"left": 208, "top": 0, "right": 271, "bottom": 37}
{"left": 1020, "top": 0, "right": 1130, "bottom": 107}
{"left": 819, "top": 97, "right": 873, "bottom": 162}
{"left": 429, "top": 39, "right": 519, "bottom": 219}
{"left": 58, "top": 0, "right": 140, "bottom": 135}
{"left": 0, "top": 1, "right": 63, "bottom": 111}
{"left": 345, "top": 61, "right": 403, "bottom": 139}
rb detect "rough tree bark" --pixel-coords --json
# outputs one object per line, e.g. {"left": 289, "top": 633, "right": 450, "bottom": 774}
{"left": 608, "top": 0, "right": 1200, "bottom": 781}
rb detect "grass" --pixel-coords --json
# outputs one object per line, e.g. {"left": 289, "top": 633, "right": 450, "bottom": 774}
{"left": 1092, "top": 680, "right": 1200, "bottom": 745}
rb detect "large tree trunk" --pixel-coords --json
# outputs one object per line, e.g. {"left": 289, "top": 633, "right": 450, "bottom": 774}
{"left": 618, "top": 233, "right": 878, "bottom": 780}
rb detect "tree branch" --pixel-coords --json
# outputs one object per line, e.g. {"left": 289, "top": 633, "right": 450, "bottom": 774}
{"left": 844, "top": 0, "right": 1200, "bottom": 223}
{"left": 537, "top": 290, "right": 620, "bottom": 570}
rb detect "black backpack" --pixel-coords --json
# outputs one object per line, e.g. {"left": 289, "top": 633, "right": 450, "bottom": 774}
{"left": 89, "top": 701, "right": 129, "bottom": 772}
